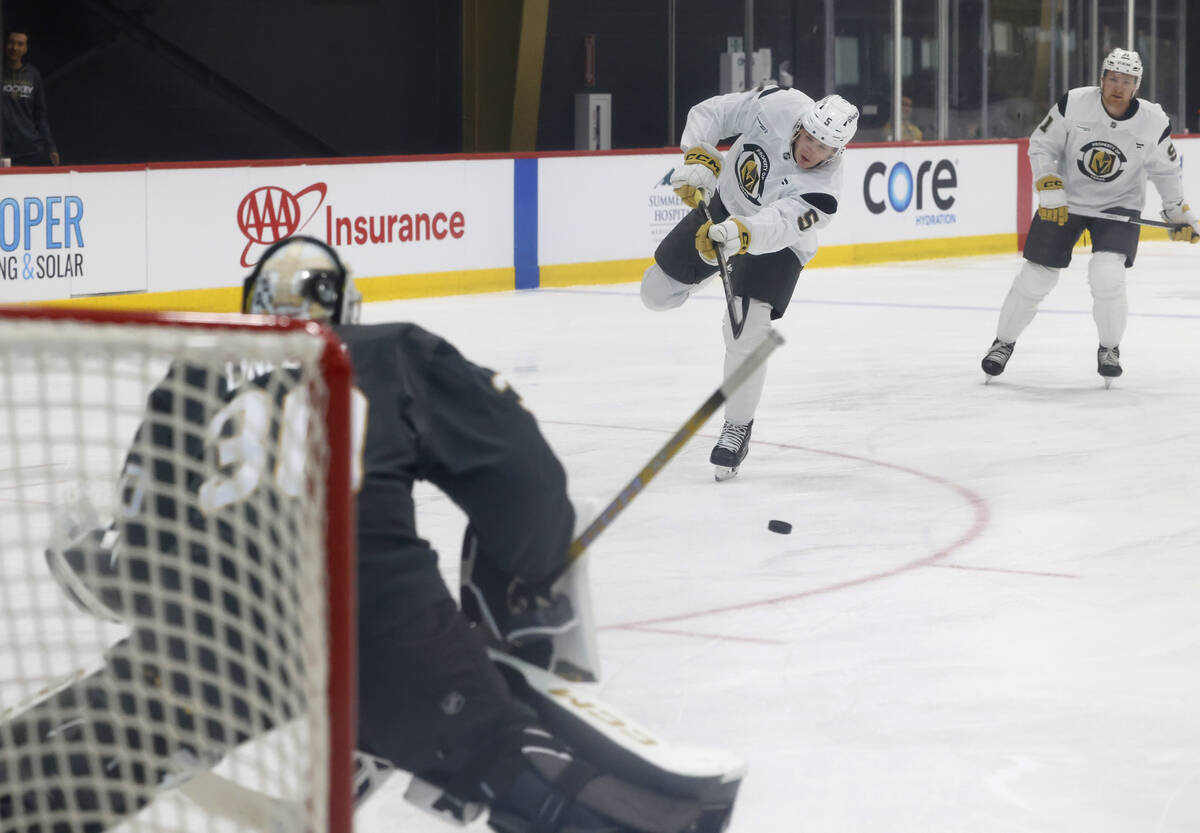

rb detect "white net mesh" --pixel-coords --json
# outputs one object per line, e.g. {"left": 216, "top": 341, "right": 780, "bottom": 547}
{"left": 0, "top": 316, "right": 340, "bottom": 833}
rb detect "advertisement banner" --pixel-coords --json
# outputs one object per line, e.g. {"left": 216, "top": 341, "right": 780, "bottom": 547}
{"left": 146, "top": 159, "right": 513, "bottom": 294}
{"left": 823, "top": 143, "right": 1018, "bottom": 246}
{"left": 539, "top": 144, "right": 1020, "bottom": 269}
{"left": 0, "top": 170, "right": 147, "bottom": 303}
{"left": 538, "top": 152, "right": 679, "bottom": 266}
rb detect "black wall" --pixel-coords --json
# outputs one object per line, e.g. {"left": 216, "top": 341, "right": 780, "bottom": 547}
{"left": 1189, "top": 0, "right": 1199, "bottom": 132}
{"left": 536, "top": 0, "right": 806, "bottom": 151}
{"left": 11, "top": 0, "right": 1192, "bottom": 164}
{"left": 3, "top": 0, "right": 461, "bottom": 164}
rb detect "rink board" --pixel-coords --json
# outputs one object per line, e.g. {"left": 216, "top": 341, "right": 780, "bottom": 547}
{"left": 0, "top": 136, "right": 1195, "bottom": 309}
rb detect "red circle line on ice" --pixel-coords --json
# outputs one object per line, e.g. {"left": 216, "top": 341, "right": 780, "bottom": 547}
{"left": 542, "top": 421, "right": 991, "bottom": 632}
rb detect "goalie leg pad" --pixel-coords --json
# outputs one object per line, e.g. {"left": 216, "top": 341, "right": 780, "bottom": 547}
{"left": 425, "top": 722, "right": 711, "bottom": 833}
{"left": 489, "top": 652, "right": 745, "bottom": 833}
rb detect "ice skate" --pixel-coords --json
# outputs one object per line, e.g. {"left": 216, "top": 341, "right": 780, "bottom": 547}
{"left": 710, "top": 420, "right": 752, "bottom": 482}
{"left": 981, "top": 339, "right": 1015, "bottom": 381}
{"left": 1097, "top": 344, "right": 1122, "bottom": 388}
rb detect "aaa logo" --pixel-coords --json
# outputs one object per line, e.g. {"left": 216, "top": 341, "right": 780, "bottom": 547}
{"left": 236, "top": 183, "right": 327, "bottom": 267}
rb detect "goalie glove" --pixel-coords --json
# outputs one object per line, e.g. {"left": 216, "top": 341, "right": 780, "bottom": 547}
{"left": 670, "top": 142, "right": 722, "bottom": 208}
{"left": 695, "top": 217, "right": 750, "bottom": 265}
{"left": 44, "top": 525, "right": 127, "bottom": 624}
{"left": 1162, "top": 200, "right": 1200, "bottom": 244}
{"left": 1036, "top": 174, "right": 1069, "bottom": 226}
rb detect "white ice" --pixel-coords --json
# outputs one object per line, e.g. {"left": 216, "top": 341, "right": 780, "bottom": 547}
{"left": 355, "top": 241, "right": 1200, "bottom": 833}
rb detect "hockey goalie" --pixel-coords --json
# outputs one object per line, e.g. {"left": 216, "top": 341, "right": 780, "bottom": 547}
{"left": 2, "top": 236, "right": 745, "bottom": 833}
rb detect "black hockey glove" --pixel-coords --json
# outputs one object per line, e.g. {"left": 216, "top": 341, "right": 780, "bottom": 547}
{"left": 460, "top": 525, "right": 576, "bottom": 647}
{"left": 44, "top": 525, "right": 127, "bottom": 624}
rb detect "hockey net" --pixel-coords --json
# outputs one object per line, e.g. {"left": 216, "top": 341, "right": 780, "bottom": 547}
{"left": 0, "top": 307, "right": 355, "bottom": 833}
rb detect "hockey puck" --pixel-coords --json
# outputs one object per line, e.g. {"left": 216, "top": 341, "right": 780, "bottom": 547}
{"left": 767, "top": 520, "right": 792, "bottom": 534}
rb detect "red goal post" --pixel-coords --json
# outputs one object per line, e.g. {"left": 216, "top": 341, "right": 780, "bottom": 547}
{"left": 0, "top": 306, "right": 356, "bottom": 833}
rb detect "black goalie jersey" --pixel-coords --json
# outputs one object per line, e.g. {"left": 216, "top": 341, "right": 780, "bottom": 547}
{"left": 116, "top": 322, "right": 575, "bottom": 638}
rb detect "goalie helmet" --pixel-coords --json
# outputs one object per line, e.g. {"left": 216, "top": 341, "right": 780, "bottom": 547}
{"left": 1101, "top": 48, "right": 1142, "bottom": 86}
{"left": 793, "top": 94, "right": 860, "bottom": 162}
{"left": 242, "top": 235, "right": 363, "bottom": 324}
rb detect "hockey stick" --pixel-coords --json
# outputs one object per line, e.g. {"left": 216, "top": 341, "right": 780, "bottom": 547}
{"left": 567, "top": 328, "right": 784, "bottom": 562}
{"left": 697, "top": 194, "right": 749, "bottom": 339}
{"left": 1098, "top": 209, "right": 1187, "bottom": 231}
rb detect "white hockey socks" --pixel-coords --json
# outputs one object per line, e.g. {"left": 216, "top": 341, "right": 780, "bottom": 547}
{"left": 1087, "top": 251, "right": 1128, "bottom": 347}
{"left": 721, "top": 299, "right": 773, "bottom": 424}
{"left": 996, "top": 260, "right": 1060, "bottom": 344}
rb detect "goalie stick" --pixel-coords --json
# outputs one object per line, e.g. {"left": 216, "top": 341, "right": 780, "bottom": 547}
{"left": 567, "top": 328, "right": 784, "bottom": 562}
{"left": 697, "top": 193, "right": 749, "bottom": 340}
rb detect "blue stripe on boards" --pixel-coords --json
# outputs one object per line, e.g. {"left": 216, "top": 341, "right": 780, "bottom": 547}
{"left": 514, "top": 158, "right": 539, "bottom": 289}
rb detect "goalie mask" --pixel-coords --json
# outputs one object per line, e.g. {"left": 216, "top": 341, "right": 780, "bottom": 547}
{"left": 793, "top": 94, "right": 860, "bottom": 162}
{"left": 1101, "top": 48, "right": 1142, "bottom": 88}
{"left": 242, "top": 236, "right": 363, "bottom": 324}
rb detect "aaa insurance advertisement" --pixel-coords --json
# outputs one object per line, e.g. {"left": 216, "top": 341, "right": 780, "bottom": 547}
{"left": 145, "top": 159, "right": 512, "bottom": 294}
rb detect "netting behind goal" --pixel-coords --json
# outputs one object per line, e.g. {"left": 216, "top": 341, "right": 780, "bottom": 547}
{"left": 0, "top": 307, "right": 355, "bottom": 833}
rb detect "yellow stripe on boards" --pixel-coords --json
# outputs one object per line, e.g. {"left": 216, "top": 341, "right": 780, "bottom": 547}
{"left": 806, "top": 234, "right": 1016, "bottom": 268}
{"left": 355, "top": 268, "right": 515, "bottom": 301}
{"left": 20, "top": 268, "right": 517, "bottom": 313}
{"left": 540, "top": 258, "right": 654, "bottom": 288}
{"left": 537, "top": 235, "right": 1018, "bottom": 288}
{"left": 35, "top": 287, "right": 245, "bottom": 313}
{"left": 24, "top": 229, "right": 1175, "bottom": 310}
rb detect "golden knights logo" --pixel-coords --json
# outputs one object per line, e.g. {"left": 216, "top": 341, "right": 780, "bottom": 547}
{"left": 736, "top": 144, "right": 770, "bottom": 205}
{"left": 1076, "top": 140, "right": 1127, "bottom": 183}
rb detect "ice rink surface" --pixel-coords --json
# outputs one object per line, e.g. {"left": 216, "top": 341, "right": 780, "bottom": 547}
{"left": 356, "top": 242, "right": 1200, "bottom": 833}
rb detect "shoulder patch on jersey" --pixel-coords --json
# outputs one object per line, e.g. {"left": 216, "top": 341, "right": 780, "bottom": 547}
{"left": 1056, "top": 93, "right": 1069, "bottom": 116}
{"left": 758, "top": 86, "right": 783, "bottom": 99}
{"left": 801, "top": 192, "right": 838, "bottom": 215}
{"left": 1158, "top": 123, "right": 1172, "bottom": 144}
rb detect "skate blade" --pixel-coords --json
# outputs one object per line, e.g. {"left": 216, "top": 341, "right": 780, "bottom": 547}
{"left": 1103, "top": 377, "right": 1114, "bottom": 390}
{"left": 713, "top": 465, "right": 739, "bottom": 482}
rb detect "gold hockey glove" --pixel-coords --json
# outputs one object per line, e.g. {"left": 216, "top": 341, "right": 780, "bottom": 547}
{"left": 671, "top": 142, "right": 722, "bottom": 208}
{"left": 1036, "top": 175, "right": 1069, "bottom": 226}
{"left": 695, "top": 217, "right": 750, "bottom": 265}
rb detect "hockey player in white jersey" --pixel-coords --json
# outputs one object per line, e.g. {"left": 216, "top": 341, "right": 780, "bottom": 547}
{"left": 981, "top": 48, "right": 1199, "bottom": 386}
{"left": 642, "top": 86, "right": 858, "bottom": 480}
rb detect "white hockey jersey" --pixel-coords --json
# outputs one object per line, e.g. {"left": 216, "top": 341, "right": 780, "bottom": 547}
{"left": 1028, "top": 87, "right": 1184, "bottom": 218}
{"left": 680, "top": 86, "right": 843, "bottom": 265}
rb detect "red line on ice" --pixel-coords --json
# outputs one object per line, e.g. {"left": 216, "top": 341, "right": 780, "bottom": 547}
{"left": 544, "top": 423, "right": 991, "bottom": 632}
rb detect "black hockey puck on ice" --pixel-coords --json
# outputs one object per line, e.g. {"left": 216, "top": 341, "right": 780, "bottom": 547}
{"left": 767, "top": 520, "right": 792, "bottom": 534}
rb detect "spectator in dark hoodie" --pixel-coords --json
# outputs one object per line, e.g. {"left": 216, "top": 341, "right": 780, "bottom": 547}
{"left": 2, "top": 28, "right": 59, "bottom": 166}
